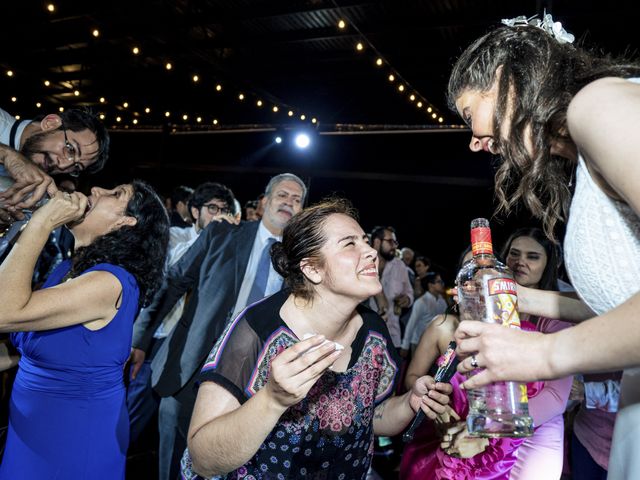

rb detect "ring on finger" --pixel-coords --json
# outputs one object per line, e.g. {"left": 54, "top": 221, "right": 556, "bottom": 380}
{"left": 470, "top": 354, "right": 479, "bottom": 369}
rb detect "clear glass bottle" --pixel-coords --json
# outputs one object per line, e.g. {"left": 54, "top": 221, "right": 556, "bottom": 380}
{"left": 456, "top": 218, "right": 533, "bottom": 438}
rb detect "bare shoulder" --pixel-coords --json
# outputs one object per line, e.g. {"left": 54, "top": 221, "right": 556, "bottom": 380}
{"left": 428, "top": 313, "right": 458, "bottom": 338}
{"left": 567, "top": 77, "right": 640, "bottom": 138}
{"left": 566, "top": 76, "right": 640, "bottom": 211}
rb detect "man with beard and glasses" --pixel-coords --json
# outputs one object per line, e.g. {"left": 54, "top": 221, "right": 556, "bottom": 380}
{"left": 0, "top": 107, "right": 109, "bottom": 223}
{"left": 369, "top": 225, "right": 414, "bottom": 349}
{"left": 129, "top": 173, "right": 306, "bottom": 480}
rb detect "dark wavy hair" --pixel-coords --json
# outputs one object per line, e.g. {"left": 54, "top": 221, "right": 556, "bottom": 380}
{"left": 500, "top": 227, "right": 560, "bottom": 291}
{"left": 70, "top": 180, "right": 170, "bottom": 307}
{"left": 448, "top": 24, "right": 640, "bottom": 240}
{"left": 271, "top": 197, "right": 358, "bottom": 302}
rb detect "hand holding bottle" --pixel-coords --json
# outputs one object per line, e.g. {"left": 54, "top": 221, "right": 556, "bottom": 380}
{"left": 0, "top": 148, "right": 57, "bottom": 217}
{"left": 30, "top": 191, "right": 88, "bottom": 231}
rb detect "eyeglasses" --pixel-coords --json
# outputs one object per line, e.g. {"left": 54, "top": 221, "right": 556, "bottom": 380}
{"left": 382, "top": 238, "right": 399, "bottom": 246}
{"left": 61, "top": 124, "right": 85, "bottom": 178}
{"left": 202, "top": 203, "right": 230, "bottom": 216}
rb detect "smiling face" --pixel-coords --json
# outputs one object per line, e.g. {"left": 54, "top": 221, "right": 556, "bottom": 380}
{"left": 505, "top": 236, "right": 548, "bottom": 289}
{"left": 261, "top": 179, "right": 304, "bottom": 233}
{"left": 71, "top": 184, "right": 137, "bottom": 246}
{"left": 21, "top": 115, "right": 99, "bottom": 175}
{"left": 308, "top": 214, "right": 382, "bottom": 301}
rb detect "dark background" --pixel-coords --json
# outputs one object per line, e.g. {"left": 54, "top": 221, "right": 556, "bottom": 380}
{"left": 2, "top": 0, "right": 637, "bottom": 278}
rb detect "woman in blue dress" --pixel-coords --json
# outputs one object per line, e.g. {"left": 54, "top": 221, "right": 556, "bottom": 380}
{"left": 0, "top": 180, "right": 169, "bottom": 479}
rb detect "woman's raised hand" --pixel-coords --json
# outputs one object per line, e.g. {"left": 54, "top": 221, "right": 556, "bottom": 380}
{"left": 264, "top": 334, "right": 342, "bottom": 410}
{"left": 31, "top": 191, "right": 88, "bottom": 231}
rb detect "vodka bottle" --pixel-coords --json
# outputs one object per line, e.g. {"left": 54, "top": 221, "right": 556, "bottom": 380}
{"left": 456, "top": 218, "right": 533, "bottom": 437}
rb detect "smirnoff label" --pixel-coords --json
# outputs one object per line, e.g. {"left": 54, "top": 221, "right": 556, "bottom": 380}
{"left": 470, "top": 226, "right": 493, "bottom": 256}
{"left": 487, "top": 278, "right": 517, "bottom": 295}
{"left": 484, "top": 276, "right": 521, "bottom": 328}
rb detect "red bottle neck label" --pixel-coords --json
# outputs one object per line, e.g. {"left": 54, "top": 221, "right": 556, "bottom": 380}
{"left": 471, "top": 226, "right": 493, "bottom": 256}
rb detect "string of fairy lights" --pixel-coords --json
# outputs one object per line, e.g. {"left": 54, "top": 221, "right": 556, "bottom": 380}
{"left": 333, "top": 8, "right": 445, "bottom": 124}
{"left": 3, "top": 2, "right": 446, "bottom": 128}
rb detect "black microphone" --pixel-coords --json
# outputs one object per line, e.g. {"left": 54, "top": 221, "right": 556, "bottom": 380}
{"left": 403, "top": 341, "right": 460, "bottom": 443}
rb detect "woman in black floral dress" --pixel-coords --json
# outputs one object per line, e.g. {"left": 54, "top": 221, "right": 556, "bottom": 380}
{"left": 181, "top": 198, "right": 452, "bottom": 480}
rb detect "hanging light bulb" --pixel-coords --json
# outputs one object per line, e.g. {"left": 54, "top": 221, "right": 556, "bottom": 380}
{"left": 256, "top": 100, "right": 263, "bottom": 107}
{"left": 398, "top": 85, "right": 405, "bottom": 92}
{"left": 6, "top": 70, "right": 13, "bottom": 77}
{"left": 59, "top": 107, "right": 64, "bottom": 112}
{"left": 288, "top": 110, "right": 294, "bottom": 117}
{"left": 238, "top": 93, "right": 244, "bottom": 100}
{"left": 427, "top": 106, "right": 432, "bottom": 113}
{"left": 300, "top": 114, "right": 306, "bottom": 120}
{"left": 192, "top": 75, "right": 199, "bottom": 83}
{"left": 438, "top": 117, "right": 444, "bottom": 123}
{"left": 213, "top": 119, "right": 218, "bottom": 125}
{"left": 44, "top": 80, "right": 51, "bottom": 87}
{"left": 196, "top": 116, "right": 202, "bottom": 123}
{"left": 388, "top": 74, "right": 395, "bottom": 82}
{"left": 338, "top": 19, "right": 346, "bottom": 29}
{"left": 165, "top": 62, "right": 172, "bottom": 70}
{"left": 409, "top": 94, "right": 416, "bottom": 101}
{"left": 144, "top": 107, "right": 151, "bottom": 113}
{"left": 116, "top": 116, "right": 122, "bottom": 122}
{"left": 182, "top": 114, "right": 188, "bottom": 121}
{"left": 272, "top": 106, "right": 278, "bottom": 112}
{"left": 99, "top": 97, "right": 106, "bottom": 103}
{"left": 92, "top": 29, "right": 100, "bottom": 37}
{"left": 14, "top": 115, "right": 20, "bottom": 120}
{"left": 123, "top": 101, "right": 129, "bottom": 108}
{"left": 165, "top": 111, "right": 170, "bottom": 117}
{"left": 74, "top": 90, "right": 80, "bottom": 96}
{"left": 10, "top": 97, "right": 17, "bottom": 102}
{"left": 356, "top": 42, "right": 364, "bottom": 51}
{"left": 215, "top": 84, "right": 222, "bottom": 91}
{"left": 132, "top": 46, "right": 140, "bottom": 55}
{"left": 132, "top": 118, "right": 138, "bottom": 125}
{"left": 375, "top": 58, "right": 383, "bottom": 67}
{"left": 417, "top": 101, "right": 423, "bottom": 108}
{"left": 311, "top": 118, "right": 317, "bottom": 124}
{"left": 47, "top": 4, "right": 55, "bottom": 12}
{"left": 99, "top": 113, "right": 105, "bottom": 120}
{"left": 36, "top": 102, "right": 42, "bottom": 108}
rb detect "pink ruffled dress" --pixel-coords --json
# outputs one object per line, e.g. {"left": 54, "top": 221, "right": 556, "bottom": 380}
{"left": 400, "top": 322, "right": 545, "bottom": 480}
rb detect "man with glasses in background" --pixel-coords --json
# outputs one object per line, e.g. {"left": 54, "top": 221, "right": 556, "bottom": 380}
{"left": 127, "top": 181, "right": 237, "bottom": 448}
{"left": 0, "top": 107, "right": 109, "bottom": 224}
{"left": 369, "top": 226, "right": 414, "bottom": 349}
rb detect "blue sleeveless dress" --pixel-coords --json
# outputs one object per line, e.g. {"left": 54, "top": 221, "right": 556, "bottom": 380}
{"left": 0, "top": 260, "right": 139, "bottom": 479}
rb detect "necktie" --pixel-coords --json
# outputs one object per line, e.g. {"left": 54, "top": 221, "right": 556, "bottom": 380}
{"left": 247, "top": 237, "right": 277, "bottom": 305}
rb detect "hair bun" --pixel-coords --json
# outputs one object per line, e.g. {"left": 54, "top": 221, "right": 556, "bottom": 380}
{"left": 270, "top": 241, "right": 290, "bottom": 278}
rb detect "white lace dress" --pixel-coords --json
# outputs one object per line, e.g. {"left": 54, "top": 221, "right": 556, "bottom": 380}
{"left": 564, "top": 77, "right": 640, "bottom": 477}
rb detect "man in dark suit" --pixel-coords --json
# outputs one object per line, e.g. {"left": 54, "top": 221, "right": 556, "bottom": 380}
{"left": 130, "top": 173, "right": 306, "bottom": 480}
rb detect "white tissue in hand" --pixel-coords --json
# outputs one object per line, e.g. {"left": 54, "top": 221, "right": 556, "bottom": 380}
{"left": 302, "top": 333, "right": 344, "bottom": 353}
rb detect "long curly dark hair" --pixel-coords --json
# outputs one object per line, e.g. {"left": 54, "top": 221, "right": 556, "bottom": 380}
{"left": 448, "top": 24, "right": 640, "bottom": 240}
{"left": 70, "top": 180, "right": 169, "bottom": 307}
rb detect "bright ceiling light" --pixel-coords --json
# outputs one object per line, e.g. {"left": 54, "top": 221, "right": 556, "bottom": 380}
{"left": 294, "top": 133, "right": 311, "bottom": 149}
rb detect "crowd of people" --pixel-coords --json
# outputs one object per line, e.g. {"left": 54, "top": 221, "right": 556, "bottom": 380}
{"left": 0, "top": 11, "right": 638, "bottom": 480}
